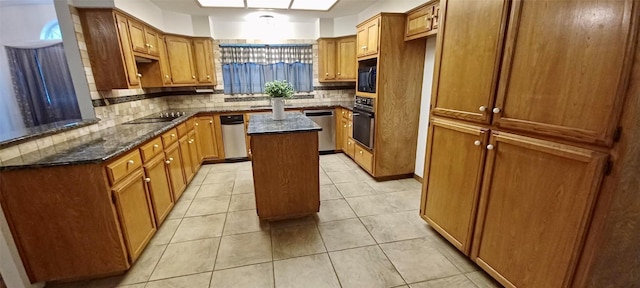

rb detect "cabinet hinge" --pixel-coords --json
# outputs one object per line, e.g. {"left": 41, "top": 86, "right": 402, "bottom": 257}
{"left": 111, "top": 193, "right": 117, "bottom": 204}
{"left": 604, "top": 160, "right": 613, "bottom": 176}
{"left": 613, "top": 126, "right": 622, "bottom": 142}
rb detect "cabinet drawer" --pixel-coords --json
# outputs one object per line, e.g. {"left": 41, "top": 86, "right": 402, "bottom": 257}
{"left": 161, "top": 128, "right": 179, "bottom": 147}
{"left": 186, "top": 118, "right": 195, "bottom": 131}
{"left": 176, "top": 123, "right": 188, "bottom": 138}
{"left": 140, "top": 137, "right": 164, "bottom": 163}
{"left": 354, "top": 144, "right": 373, "bottom": 173}
{"left": 346, "top": 137, "right": 356, "bottom": 158}
{"left": 106, "top": 150, "right": 143, "bottom": 185}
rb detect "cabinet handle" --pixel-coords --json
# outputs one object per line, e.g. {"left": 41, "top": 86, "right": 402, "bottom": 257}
{"left": 153, "top": 144, "right": 159, "bottom": 149}
{"left": 348, "top": 124, "right": 351, "bottom": 127}
{"left": 209, "top": 121, "right": 213, "bottom": 124}
{"left": 192, "top": 75, "right": 196, "bottom": 79}
{"left": 145, "top": 43, "right": 150, "bottom": 47}
{"left": 171, "top": 134, "right": 176, "bottom": 137}
{"left": 360, "top": 151, "right": 363, "bottom": 154}
{"left": 169, "top": 157, "right": 174, "bottom": 161}
{"left": 342, "top": 111, "right": 345, "bottom": 115}
{"left": 207, "top": 75, "right": 211, "bottom": 79}
{"left": 361, "top": 46, "right": 367, "bottom": 50}
{"left": 325, "top": 73, "right": 329, "bottom": 76}
{"left": 165, "top": 75, "right": 169, "bottom": 78}
{"left": 127, "top": 160, "right": 135, "bottom": 165}
{"left": 492, "top": 107, "right": 501, "bottom": 114}
{"left": 479, "top": 106, "right": 487, "bottom": 112}
{"left": 487, "top": 144, "right": 495, "bottom": 150}
{"left": 149, "top": 44, "right": 153, "bottom": 48}
{"left": 144, "top": 178, "right": 151, "bottom": 183}
{"left": 337, "top": 72, "right": 341, "bottom": 75}
{"left": 195, "top": 123, "right": 199, "bottom": 126}
{"left": 165, "top": 160, "right": 171, "bottom": 164}
{"left": 344, "top": 125, "right": 347, "bottom": 127}
{"left": 137, "top": 73, "right": 142, "bottom": 78}
{"left": 474, "top": 140, "right": 481, "bottom": 146}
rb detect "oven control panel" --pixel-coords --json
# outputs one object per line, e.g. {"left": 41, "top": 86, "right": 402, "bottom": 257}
{"left": 355, "top": 96, "right": 375, "bottom": 112}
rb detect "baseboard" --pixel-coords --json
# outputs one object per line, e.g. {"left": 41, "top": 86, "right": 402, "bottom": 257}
{"left": 413, "top": 174, "right": 423, "bottom": 183}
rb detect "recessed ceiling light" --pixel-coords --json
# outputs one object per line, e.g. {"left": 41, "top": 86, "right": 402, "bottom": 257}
{"left": 246, "top": 0, "right": 292, "bottom": 9}
{"left": 197, "top": 0, "right": 244, "bottom": 8}
{"left": 290, "top": 0, "right": 338, "bottom": 11}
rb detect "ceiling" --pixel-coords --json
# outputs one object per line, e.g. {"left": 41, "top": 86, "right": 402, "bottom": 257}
{"left": 150, "top": 0, "right": 378, "bottom": 22}
{"left": 0, "top": 0, "right": 52, "bottom": 7}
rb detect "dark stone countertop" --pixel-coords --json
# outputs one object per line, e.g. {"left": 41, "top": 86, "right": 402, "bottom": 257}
{"left": 0, "top": 101, "right": 352, "bottom": 171}
{"left": 0, "top": 118, "right": 100, "bottom": 149}
{"left": 247, "top": 112, "right": 322, "bottom": 136}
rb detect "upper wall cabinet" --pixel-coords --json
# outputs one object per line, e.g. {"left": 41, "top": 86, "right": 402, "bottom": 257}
{"left": 493, "top": 0, "right": 636, "bottom": 146}
{"left": 356, "top": 17, "right": 379, "bottom": 58}
{"left": 165, "top": 35, "right": 197, "bottom": 85}
{"left": 318, "top": 36, "right": 356, "bottom": 82}
{"left": 192, "top": 38, "right": 217, "bottom": 85}
{"left": 128, "top": 19, "right": 160, "bottom": 58}
{"left": 405, "top": 0, "right": 440, "bottom": 41}
{"left": 430, "top": 0, "right": 509, "bottom": 124}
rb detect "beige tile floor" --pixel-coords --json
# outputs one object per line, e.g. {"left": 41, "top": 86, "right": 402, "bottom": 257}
{"left": 48, "top": 154, "right": 502, "bottom": 288}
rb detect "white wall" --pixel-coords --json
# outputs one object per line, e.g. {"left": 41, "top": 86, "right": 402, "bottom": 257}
{"left": 162, "top": 10, "right": 194, "bottom": 35}
{"left": 318, "top": 18, "right": 334, "bottom": 38}
{"left": 113, "top": 0, "right": 163, "bottom": 29}
{"left": 192, "top": 15, "right": 212, "bottom": 37}
{"left": 210, "top": 19, "right": 318, "bottom": 41}
{"left": 414, "top": 36, "right": 437, "bottom": 177}
{"left": 0, "top": 4, "right": 58, "bottom": 134}
{"left": 358, "top": 0, "right": 426, "bottom": 22}
{"left": 333, "top": 15, "right": 357, "bottom": 36}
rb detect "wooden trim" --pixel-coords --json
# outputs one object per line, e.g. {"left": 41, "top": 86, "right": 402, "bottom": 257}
{"left": 412, "top": 174, "right": 423, "bottom": 183}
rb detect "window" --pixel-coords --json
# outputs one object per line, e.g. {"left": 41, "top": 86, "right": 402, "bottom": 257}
{"left": 40, "top": 20, "right": 62, "bottom": 40}
{"left": 220, "top": 44, "right": 313, "bottom": 95}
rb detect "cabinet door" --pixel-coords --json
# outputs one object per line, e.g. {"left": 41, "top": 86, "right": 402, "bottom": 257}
{"left": 472, "top": 132, "right": 607, "bottom": 288}
{"left": 406, "top": 6, "right": 433, "bottom": 38}
{"left": 346, "top": 137, "right": 355, "bottom": 158}
{"left": 143, "top": 155, "right": 174, "bottom": 226}
{"left": 112, "top": 170, "right": 156, "bottom": 262}
{"left": 347, "top": 119, "right": 353, "bottom": 139}
{"left": 193, "top": 39, "right": 214, "bottom": 84}
{"left": 165, "top": 144, "right": 186, "bottom": 200}
{"left": 365, "top": 19, "right": 379, "bottom": 55}
{"left": 356, "top": 26, "right": 368, "bottom": 57}
{"left": 127, "top": 19, "right": 148, "bottom": 54}
{"left": 196, "top": 116, "right": 221, "bottom": 159}
{"left": 493, "top": 0, "right": 635, "bottom": 146}
{"left": 340, "top": 118, "right": 349, "bottom": 152}
{"left": 188, "top": 131, "right": 200, "bottom": 173}
{"left": 319, "top": 39, "right": 337, "bottom": 81}
{"left": 144, "top": 29, "right": 160, "bottom": 57}
{"left": 335, "top": 109, "right": 344, "bottom": 150}
{"left": 194, "top": 120, "right": 204, "bottom": 161}
{"left": 179, "top": 136, "right": 194, "bottom": 183}
{"left": 354, "top": 144, "right": 373, "bottom": 173}
{"left": 157, "top": 36, "right": 172, "bottom": 85}
{"left": 115, "top": 14, "right": 140, "bottom": 86}
{"left": 431, "top": 0, "right": 509, "bottom": 123}
{"left": 165, "top": 36, "right": 197, "bottom": 84}
{"left": 336, "top": 37, "right": 356, "bottom": 80}
{"left": 421, "top": 118, "right": 488, "bottom": 254}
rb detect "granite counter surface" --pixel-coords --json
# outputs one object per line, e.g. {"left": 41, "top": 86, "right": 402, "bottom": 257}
{"left": 247, "top": 112, "right": 322, "bottom": 136}
{"left": 0, "top": 101, "right": 352, "bottom": 171}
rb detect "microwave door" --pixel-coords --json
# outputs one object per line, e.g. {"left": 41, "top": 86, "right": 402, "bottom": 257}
{"left": 368, "top": 68, "right": 375, "bottom": 92}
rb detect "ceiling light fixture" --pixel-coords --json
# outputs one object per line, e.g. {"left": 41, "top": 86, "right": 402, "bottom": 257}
{"left": 290, "top": 0, "right": 338, "bottom": 11}
{"left": 197, "top": 0, "right": 244, "bottom": 8}
{"left": 246, "top": 0, "right": 292, "bottom": 9}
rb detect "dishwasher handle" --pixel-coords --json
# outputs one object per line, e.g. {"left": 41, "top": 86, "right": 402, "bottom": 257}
{"left": 304, "top": 110, "right": 334, "bottom": 117}
{"left": 220, "top": 115, "right": 245, "bottom": 125}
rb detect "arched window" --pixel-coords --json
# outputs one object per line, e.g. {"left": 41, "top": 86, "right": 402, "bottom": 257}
{"left": 40, "top": 20, "right": 62, "bottom": 40}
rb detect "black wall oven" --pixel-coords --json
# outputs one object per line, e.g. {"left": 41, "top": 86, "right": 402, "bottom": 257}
{"left": 353, "top": 96, "right": 375, "bottom": 149}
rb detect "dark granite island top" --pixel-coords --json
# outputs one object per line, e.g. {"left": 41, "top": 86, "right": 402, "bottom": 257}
{"left": 247, "top": 112, "right": 323, "bottom": 136}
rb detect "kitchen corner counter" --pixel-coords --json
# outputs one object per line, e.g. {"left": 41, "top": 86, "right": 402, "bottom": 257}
{"left": 247, "top": 112, "right": 322, "bottom": 136}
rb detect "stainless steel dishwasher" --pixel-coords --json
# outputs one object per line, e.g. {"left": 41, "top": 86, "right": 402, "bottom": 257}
{"left": 220, "top": 115, "right": 248, "bottom": 160}
{"left": 303, "top": 110, "right": 335, "bottom": 152}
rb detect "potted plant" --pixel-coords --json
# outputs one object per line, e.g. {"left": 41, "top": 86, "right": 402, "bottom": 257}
{"left": 265, "top": 80, "right": 294, "bottom": 120}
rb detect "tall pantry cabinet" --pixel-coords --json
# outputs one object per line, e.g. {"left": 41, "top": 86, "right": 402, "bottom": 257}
{"left": 420, "top": 0, "right": 639, "bottom": 287}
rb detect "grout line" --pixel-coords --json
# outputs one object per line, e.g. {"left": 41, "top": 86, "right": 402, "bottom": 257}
{"left": 311, "top": 219, "right": 344, "bottom": 287}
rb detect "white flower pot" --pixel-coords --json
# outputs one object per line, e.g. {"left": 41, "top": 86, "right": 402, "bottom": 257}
{"left": 272, "top": 98, "right": 285, "bottom": 120}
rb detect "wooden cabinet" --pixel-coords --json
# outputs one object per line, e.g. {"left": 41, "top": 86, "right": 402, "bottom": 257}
{"left": 157, "top": 36, "right": 172, "bottom": 85}
{"left": 128, "top": 19, "right": 159, "bottom": 57}
{"left": 405, "top": 1, "right": 439, "bottom": 41}
{"left": 114, "top": 13, "right": 140, "bottom": 87}
{"left": 346, "top": 137, "right": 355, "bottom": 158}
{"left": 188, "top": 130, "right": 200, "bottom": 173}
{"left": 196, "top": 115, "right": 224, "bottom": 160}
{"left": 143, "top": 154, "right": 174, "bottom": 226}
{"left": 354, "top": 143, "right": 373, "bottom": 173}
{"left": 421, "top": 118, "right": 488, "bottom": 254}
{"left": 165, "top": 35, "right": 197, "bottom": 85}
{"left": 335, "top": 109, "right": 344, "bottom": 150}
{"left": 165, "top": 143, "right": 186, "bottom": 200}
{"left": 341, "top": 118, "right": 349, "bottom": 153}
{"left": 179, "top": 135, "right": 195, "bottom": 183}
{"left": 318, "top": 36, "right": 356, "bottom": 82}
{"left": 472, "top": 132, "right": 607, "bottom": 287}
{"left": 493, "top": 0, "right": 634, "bottom": 146}
{"left": 111, "top": 169, "right": 156, "bottom": 263}
{"left": 192, "top": 38, "right": 216, "bottom": 85}
{"left": 430, "top": 0, "right": 508, "bottom": 124}
{"left": 356, "top": 17, "right": 379, "bottom": 57}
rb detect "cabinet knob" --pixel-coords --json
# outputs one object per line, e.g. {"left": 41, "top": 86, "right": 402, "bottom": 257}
{"left": 348, "top": 124, "right": 351, "bottom": 127}
{"left": 209, "top": 121, "right": 213, "bottom": 124}
{"left": 487, "top": 144, "right": 495, "bottom": 150}
{"left": 153, "top": 144, "right": 159, "bottom": 149}
{"left": 361, "top": 46, "right": 367, "bottom": 50}
{"left": 165, "top": 75, "right": 169, "bottom": 78}
{"left": 325, "top": 73, "right": 329, "bottom": 76}
{"left": 137, "top": 73, "right": 142, "bottom": 78}
{"left": 207, "top": 75, "right": 211, "bottom": 79}
{"left": 145, "top": 43, "right": 150, "bottom": 47}
{"left": 360, "top": 151, "right": 363, "bottom": 154}
{"left": 169, "top": 157, "right": 174, "bottom": 161}
{"left": 149, "top": 44, "right": 153, "bottom": 48}
{"left": 127, "top": 160, "right": 135, "bottom": 165}
{"left": 144, "top": 178, "right": 151, "bottom": 183}
{"left": 337, "top": 72, "right": 341, "bottom": 75}
{"left": 479, "top": 106, "right": 487, "bottom": 112}
{"left": 344, "top": 125, "right": 347, "bottom": 127}
{"left": 192, "top": 75, "right": 196, "bottom": 79}
{"left": 492, "top": 107, "right": 501, "bottom": 113}
{"left": 165, "top": 160, "right": 171, "bottom": 164}
{"left": 342, "top": 111, "right": 345, "bottom": 115}
{"left": 474, "top": 140, "right": 481, "bottom": 146}
{"left": 195, "top": 123, "right": 199, "bottom": 126}
{"left": 171, "top": 134, "right": 176, "bottom": 137}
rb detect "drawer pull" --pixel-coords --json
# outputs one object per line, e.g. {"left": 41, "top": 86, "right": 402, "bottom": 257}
{"left": 165, "top": 75, "right": 169, "bottom": 78}
{"left": 360, "top": 151, "right": 363, "bottom": 154}
{"left": 165, "top": 160, "right": 171, "bottom": 164}
{"left": 153, "top": 144, "right": 159, "bottom": 149}
{"left": 492, "top": 107, "right": 501, "bottom": 114}
{"left": 169, "top": 157, "right": 174, "bottom": 161}
{"left": 137, "top": 73, "right": 142, "bottom": 78}
{"left": 144, "top": 178, "right": 151, "bottom": 183}
{"left": 209, "top": 121, "right": 213, "bottom": 124}
{"left": 127, "top": 160, "right": 135, "bottom": 165}
{"left": 474, "top": 140, "right": 481, "bottom": 146}
{"left": 487, "top": 144, "right": 495, "bottom": 150}
{"left": 195, "top": 123, "right": 199, "bottom": 126}
{"left": 479, "top": 106, "right": 487, "bottom": 112}
{"left": 171, "top": 134, "right": 176, "bottom": 138}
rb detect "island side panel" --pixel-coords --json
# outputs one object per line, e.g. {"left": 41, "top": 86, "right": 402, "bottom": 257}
{"left": 251, "top": 131, "right": 320, "bottom": 220}
{"left": 0, "top": 164, "right": 129, "bottom": 282}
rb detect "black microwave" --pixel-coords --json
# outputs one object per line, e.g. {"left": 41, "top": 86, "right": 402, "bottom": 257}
{"left": 358, "top": 66, "right": 377, "bottom": 93}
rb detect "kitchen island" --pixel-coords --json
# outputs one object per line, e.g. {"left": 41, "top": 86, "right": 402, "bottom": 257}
{"left": 247, "top": 112, "right": 322, "bottom": 220}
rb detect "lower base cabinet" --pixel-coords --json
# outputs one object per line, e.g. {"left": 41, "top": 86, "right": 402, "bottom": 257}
{"left": 421, "top": 118, "right": 609, "bottom": 288}
{"left": 165, "top": 142, "right": 186, "bottom": 200}
{"left": 143, "top": 154, "right": 174, "bottom": 226}
{"left": 179, "top": 136, "right": 195, "bottom": 183}
{"left": 354, "top": 143, "right": 373, "bottom": 173}
{"left": 346, "top": 137, "right": 356, "bottom": 158}
{"left": 111, "top": 169, "right": 157, "bottom": 263}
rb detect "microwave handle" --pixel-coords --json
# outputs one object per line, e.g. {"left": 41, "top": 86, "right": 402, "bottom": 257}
{"left": 368, "top": 68, "right": 375, "bottom": 90}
